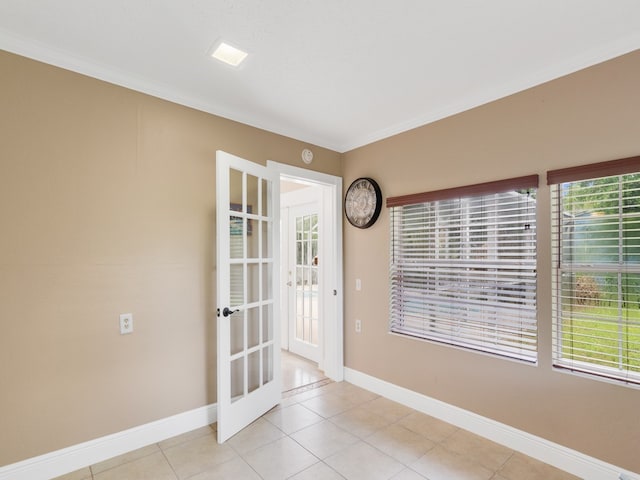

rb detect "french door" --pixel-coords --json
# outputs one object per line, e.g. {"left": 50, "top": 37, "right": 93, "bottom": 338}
{"left": 287, "top": 203, "right": 321, "bottom": 362}
{"left": 215, "top": 150, "right": 281, "bottom": 443}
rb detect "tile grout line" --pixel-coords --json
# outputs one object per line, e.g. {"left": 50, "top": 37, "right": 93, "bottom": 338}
{"left": 493, "top": 450, "right": 517, "bottom": 480}
{"left": 157, "top": 445, "right": 180, "bottom": 480}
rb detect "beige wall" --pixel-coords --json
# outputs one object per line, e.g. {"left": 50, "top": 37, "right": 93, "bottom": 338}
{"left": 0, "top": 50, "right": 341, "bottom": 466}
{"left": 2, "top": 44, "right": 639, "bottom": 473}
{"left": 342, "top": 49, "right": 640, "bottom": 473}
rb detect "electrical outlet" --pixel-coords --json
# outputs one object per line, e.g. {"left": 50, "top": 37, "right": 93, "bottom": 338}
{"left": 355, "top": 319, "right": 362, "bottom": 333}
{"left": 119, "top": 313, "right": 133, "bottom": 335}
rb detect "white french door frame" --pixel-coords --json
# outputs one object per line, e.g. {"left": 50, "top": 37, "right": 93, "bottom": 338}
{"left": 268, "top": 161, "right": 344, "bottom": 382}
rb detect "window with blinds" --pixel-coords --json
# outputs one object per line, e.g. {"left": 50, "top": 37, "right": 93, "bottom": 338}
{"left": 549, "top": 156, "right": 640, "bottom": 386}
{"left": 388, "top": 176, "right": 538, "bottom": 362}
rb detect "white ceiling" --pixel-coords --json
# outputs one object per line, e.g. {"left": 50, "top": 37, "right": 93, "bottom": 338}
{"left": 1, "top": 1, "right": 639, "bottom": 153}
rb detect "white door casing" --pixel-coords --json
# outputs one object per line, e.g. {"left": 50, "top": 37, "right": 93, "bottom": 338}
{"left": 268, "top": 161, "right": 344, "bottom": 382}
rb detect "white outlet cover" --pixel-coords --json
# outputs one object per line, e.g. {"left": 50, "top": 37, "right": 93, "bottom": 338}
{"left": 119, "top": 313, "right": 133, "bottom": 334}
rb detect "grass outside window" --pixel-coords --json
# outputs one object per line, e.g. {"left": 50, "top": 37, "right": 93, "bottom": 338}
{"left": 560, "top": 305, "right": 640, "bottom": 373}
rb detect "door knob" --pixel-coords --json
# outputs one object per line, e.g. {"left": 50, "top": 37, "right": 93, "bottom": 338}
{"left": 222, "top": 307, "right": 239, "bottom": 317}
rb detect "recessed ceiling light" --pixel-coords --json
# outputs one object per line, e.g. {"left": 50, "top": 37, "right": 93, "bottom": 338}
{"left": 210, "top": 41, "right": 248, "bottom": 67}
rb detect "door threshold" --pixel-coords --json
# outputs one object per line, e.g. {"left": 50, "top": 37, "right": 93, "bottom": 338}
{"left": 283, "top": 378, "right": 333, "bottom": 398}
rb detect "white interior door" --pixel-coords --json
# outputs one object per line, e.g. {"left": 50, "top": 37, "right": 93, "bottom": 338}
{"left": 288, "top": 202, "right": 321, "bottom": 362}
{"left": 281, "top": 187, "right": 322, "bottom": 363}
{"left": 216, "top": 150, "right": 281, "bottom": 443}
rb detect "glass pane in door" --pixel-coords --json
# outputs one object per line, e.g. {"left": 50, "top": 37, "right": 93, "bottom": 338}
{"left": 262, "top": 345, "right": 273, "bottom": 384}
{"left": 248, "top": 350, "right": 260, "bottom": 393}
{"left": 230, "top": 357, "right": 244, "bottom": 402}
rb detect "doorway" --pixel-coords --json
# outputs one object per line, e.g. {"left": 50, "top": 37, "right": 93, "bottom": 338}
{"left": 268, "top": 160, "right": 344, "bottom": 391}
{"left": 280, "top": 180, "right": 325, "bottom": 393}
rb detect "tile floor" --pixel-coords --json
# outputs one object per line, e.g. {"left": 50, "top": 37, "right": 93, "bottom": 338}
{"left": 54, "top": 380, "right": 580, "bottom": 480}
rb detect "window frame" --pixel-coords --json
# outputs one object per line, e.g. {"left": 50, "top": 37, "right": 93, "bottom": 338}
{"left": 548, "top": 155, "right": 640, "bottom": 386}
{"left": 387, "top": 175, "right": 539, "bottom": 362}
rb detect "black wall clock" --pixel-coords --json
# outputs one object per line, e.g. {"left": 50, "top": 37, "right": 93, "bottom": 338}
{"left": 344, "top": 177, "right": 382, "bottom": 228}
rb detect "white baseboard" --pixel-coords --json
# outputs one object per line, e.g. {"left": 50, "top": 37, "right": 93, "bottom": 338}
{"left": 0, "top": 403, "right": 217, "bottom": 480}
{"left": 344, "top": 367, "right": 637, "bottom": 480}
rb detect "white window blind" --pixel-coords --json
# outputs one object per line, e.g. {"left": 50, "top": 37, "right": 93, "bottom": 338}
{"left": 549, "top": 157, "right": 640, "bottom": 386}
{"left": 389, "top": 176, "right": 538, "bottom": 362}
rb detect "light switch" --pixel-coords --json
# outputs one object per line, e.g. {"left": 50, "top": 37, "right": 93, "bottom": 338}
{"left": 355, "top": 278, "right": 362, "bottom": 291}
